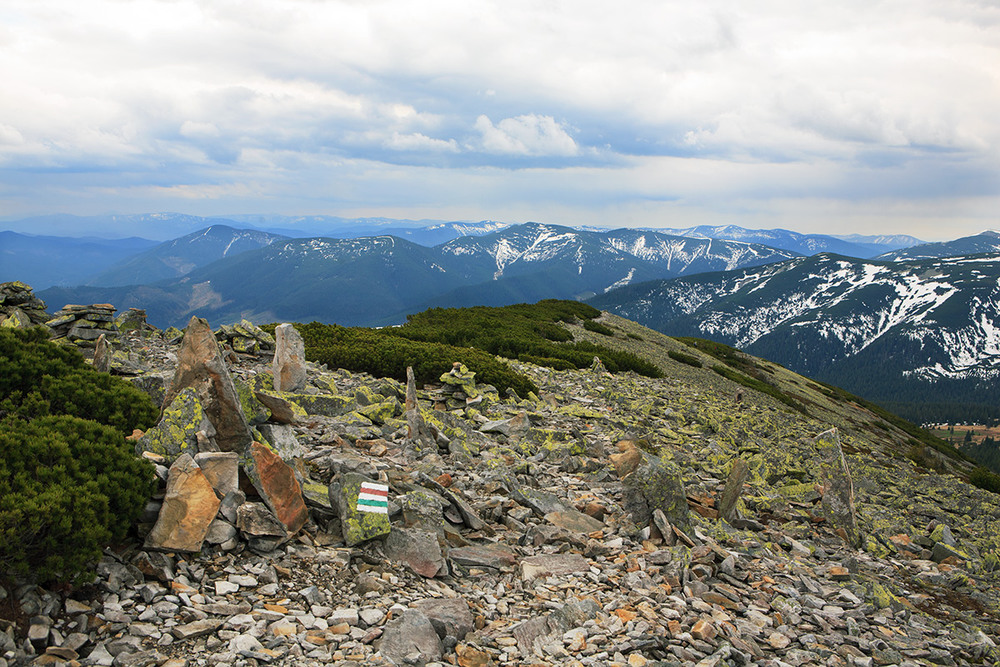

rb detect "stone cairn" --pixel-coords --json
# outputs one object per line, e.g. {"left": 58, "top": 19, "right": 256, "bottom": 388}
{"left": 47, "top": 303, "right": 119, "bottom": 347}
{"left": 137, "top": 316, "right": 308, "bottom": 555}
{"left": 215, "top": 319, "right": 276, "bottom": 355}
{"left": 0, "top": 280, "right": 49, "bottom": 328}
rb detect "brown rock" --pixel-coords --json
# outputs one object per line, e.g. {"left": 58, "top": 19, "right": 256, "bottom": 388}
{"left": 610, "top": 440, "right": 643, "bottom": 477}
{"left": 245, "top": 441, "right": 308, "bottom": 533}
{"left": 92, "top": 333, "right": 110, "bottom": 373}
{"left": 273, "top": 323, "right": 307, "bottom": 393}
{"left": 162, "top": 316, "right": 253, "bottom": 453}
{"left": 145, "top": 454, "right": 222, "bottom": 552}
{"left": 456, "top": 644, "right": 491, "bottom": 667}
{"left": 691, "top": 619, "right": 716, "bottom": 641}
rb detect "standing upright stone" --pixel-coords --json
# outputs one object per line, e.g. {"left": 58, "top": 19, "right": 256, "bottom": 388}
{"left": 814, "top": 428, "right": 861, "bottom": 548}
{"left": 272, "top": 323, "right": 307, "bottom": 393}
{"left": 718, "top": 458, "right": 749, "bottom": 523}
{"left": 161, "top": 317, "right": 252, "bottom": 453}
{"left": 404, "top": 366, "right": 433, "bottom": 452}
{"left": 92, "top": 333, "right": 111, "bottom": 373}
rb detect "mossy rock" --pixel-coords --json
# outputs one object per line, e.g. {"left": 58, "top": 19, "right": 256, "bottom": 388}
{"left": 332, "top": 473, "right": 391, "bottom": 546}
{"left": 136, "top": 388, "right": 212, "bottom": 460}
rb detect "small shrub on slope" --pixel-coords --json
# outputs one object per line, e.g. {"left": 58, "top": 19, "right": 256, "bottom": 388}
{"left": 0, "top": 328, "right": 157, "bottom": 583}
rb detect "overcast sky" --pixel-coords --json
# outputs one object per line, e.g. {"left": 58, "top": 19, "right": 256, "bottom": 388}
{"left": 1, "top": 0, "right": 997, "bottom": 239}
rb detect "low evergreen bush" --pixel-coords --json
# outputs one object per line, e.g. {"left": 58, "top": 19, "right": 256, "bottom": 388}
{"left": 0, "top": 415, "right": 156, "bottom": 583}
{"left": 0, "top": 327, "right": 158, "bottom": 583}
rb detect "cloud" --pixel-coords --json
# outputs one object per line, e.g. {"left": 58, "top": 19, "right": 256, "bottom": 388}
{"left": 0, "top": 0, "right": 997, "bottom": 238}
{"left": 473, "top": 114, "right": 578, "bottom": 156}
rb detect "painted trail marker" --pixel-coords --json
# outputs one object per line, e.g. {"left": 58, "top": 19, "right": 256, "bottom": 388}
{"left": 357, "top": 482, "right": 389, "bottom": 514}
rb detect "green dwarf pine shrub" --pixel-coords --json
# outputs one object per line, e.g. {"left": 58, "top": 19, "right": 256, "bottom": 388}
{"left": 0, "top": 327, "right": 158, "bottom": 583}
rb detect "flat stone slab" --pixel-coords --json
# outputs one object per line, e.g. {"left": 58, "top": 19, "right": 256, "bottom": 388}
{"left": 519, "top": 553, "right": 591, "bottom": 582}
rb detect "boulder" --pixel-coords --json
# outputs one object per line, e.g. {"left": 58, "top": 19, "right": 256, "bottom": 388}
{"left": 412, "top": 598, "right": 474, "bottom": 642}
{"left": 378, "top": 609, "right": 443, "bottom": 667}
{"left": 193, "top": 451, "right": 239, "bottom": 497}
{"left": 331, "top": 473, "right": 392, "bottom": 546}
{"left": 385, "top": 527, "right": 447, "bottom": 578}
{"left": 145, "top": 454, "right": 222, "bottom": 552}
{"left": 135, "top": 388, "right": 215, "bottom": 460}
{"left": 243, "top": 441, "right": 308, "bottom": 534}
{"left": 272, "top": 323, "right": 307, "bottom": 393}
{"left": 621, "top": 451, "right": 691, "bottom": 533}
{"left": 719, "top": 458, "right": 749, "bottom": 523}
{"left": 161, "top": 316, "right": 253, "bottom": 454}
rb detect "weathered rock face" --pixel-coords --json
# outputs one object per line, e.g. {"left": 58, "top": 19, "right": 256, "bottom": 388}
{"left": 135, "top": 387, "right": 215, "bottom": 460}
{"left": 0, "top": 281, "right": 49, "bottom": 326}
{"left": 161, "top": 316, "right": 253, "bottom": 453}
{"left": 814, "top": 428, "right": 861, "bottom": 547}
{"left": 145, "top": 454, "right": 222, "bottom": 552}
{"left": 244, "top": 441, "right": 309, "bottom": 534}
{"left": 272, "top": 323, "right": 307, "bottom": 393}
{"left": 621, "top": 450, "right": 692, "bottom": 534}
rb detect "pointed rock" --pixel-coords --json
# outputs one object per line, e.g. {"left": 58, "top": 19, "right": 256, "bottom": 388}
{"left": 621, "top": 451, "right": 691, "bottom": 533}
{"left": 92, "top": 334, "right": 110, "bottom": 373}
{"left": 814, "top": 428, "right": 861, "bottom": 548}
{"left": 145, "top": 454, "right": 221, "bottom": 552}
{"left": 719, "top": 458, "right": 749, "bottom": 523}
{"left": 273, "top": 323, "right": 307, "bottom": 393}
{"left": 161, "top": 316, "right": 252, "bottom": 453}
{"left": 244, "top": 441, "right": 308, "bottom": 534}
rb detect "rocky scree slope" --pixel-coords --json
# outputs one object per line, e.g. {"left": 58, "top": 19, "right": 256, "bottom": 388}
{"left": 2, "top": 312, "right": 1000, "bottom": 667}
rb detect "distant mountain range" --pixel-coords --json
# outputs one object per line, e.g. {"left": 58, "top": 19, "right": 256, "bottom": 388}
{"left": 38, "top": 223, "right": 798, "bottom": 328}
{"left": 0, "top": 232, "right": 157, "bottom": 289}
{"left": 652, "top": 225, "right": 922, "bottom": 258}
{"left": 877, "top": 230, "right": 1000, "bottom": 261}
{"left": 590, "top": 252, "right": 1000, "bottom": 423}
{"left": 85, "top": 225, "right": 289, "bottom": 287}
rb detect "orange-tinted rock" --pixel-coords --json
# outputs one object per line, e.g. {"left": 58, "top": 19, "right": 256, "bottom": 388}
{"left": 146, "top": 454, "right": 221, "bottom": 552}
{"left": 247, "top": 441, "right": 308, "bottom": 533}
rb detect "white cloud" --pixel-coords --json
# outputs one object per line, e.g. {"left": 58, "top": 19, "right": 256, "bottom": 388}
{"left": 0, "top": 0, "right": 997, "bottom": 236}
{"left": 384, "top": 132, "right": 459, "bottom": 152}
{"left": 474, "top": 114, "right": 578, "bottom": 156}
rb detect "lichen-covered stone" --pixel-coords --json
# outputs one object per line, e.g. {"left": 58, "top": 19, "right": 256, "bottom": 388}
{"left": 136, "top": 388, "right": 214, "bottom": 460}
{"left": 162, "top": 316, "right": 253, "bottom": 454}
{"left": 814, "top": 428, "right": 861, "bottom": 548}
{"left": 331, "top": 473, "right": 391, "bottom": 546}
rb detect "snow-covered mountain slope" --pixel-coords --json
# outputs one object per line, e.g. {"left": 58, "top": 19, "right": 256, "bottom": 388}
{"left": 441, "top": 223, "right": 799, "bottom": 291}
{"left": 651, "top": 225, "right": 922, "bottom": 258}
{"left": 590, "top": 253, "right": 1000, "bottom": 422}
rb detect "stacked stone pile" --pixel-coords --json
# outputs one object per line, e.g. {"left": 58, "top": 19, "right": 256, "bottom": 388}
{"left": 215, "top": 319, "right": 276, "bottom": 355}
{"left": 0, "top": 281, "right": 49, "bottom": 328}
{"left": 46, "top": 303, "right": 119, "bottom": 346}
{"left": 3, "top": 317, "right": 1000, "bottom": 666}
